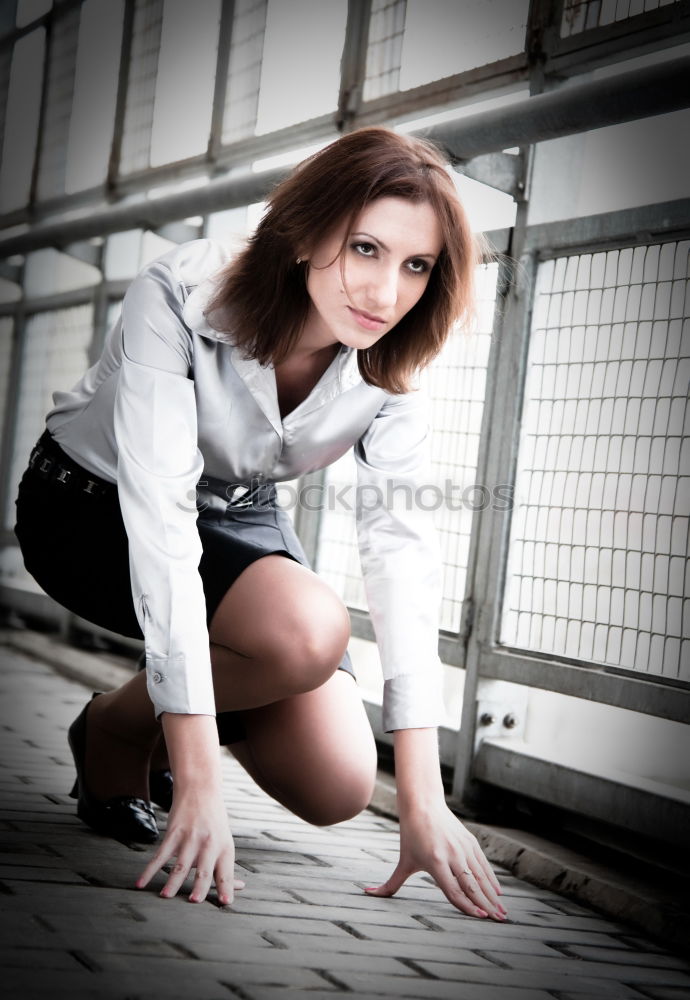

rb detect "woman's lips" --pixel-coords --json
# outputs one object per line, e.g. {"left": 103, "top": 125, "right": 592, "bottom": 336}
{"left": 348, "top": 306, "right": 387, "bottom": 331}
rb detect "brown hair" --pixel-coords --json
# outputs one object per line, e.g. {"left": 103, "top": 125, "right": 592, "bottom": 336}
{"left": 207, "top": 126, "right": 479, "bottom": 394}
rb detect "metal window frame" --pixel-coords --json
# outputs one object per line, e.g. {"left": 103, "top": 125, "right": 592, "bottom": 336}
{"left": 0, "top": 0, "right": 688, "bottom": 232}
{"left": 539, "top": 0, "right": 690, "bottom": 78}
{"left": 449, "top": 192, "right": 690, "bottom": 843}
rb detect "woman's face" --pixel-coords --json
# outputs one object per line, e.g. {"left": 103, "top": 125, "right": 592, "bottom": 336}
{"left": 302, "top": 196, "right": 443, "bottom": 352}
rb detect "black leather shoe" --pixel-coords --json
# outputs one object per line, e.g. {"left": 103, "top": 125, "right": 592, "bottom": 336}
{"left": 67, "top": 693, "right": 159, "bottom": 845}
{"left": 149, "top": 768, "right": 173, "bottom": 812}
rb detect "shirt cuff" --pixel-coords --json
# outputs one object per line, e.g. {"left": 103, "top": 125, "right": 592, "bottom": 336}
{"left": 146, "top": 653, "right": 216, "bottom": 718}
{"left": 382, "top": 668, "right": 446, "bottom": 732}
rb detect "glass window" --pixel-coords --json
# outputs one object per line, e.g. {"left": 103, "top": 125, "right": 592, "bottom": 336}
{"left": 149, "top": 0, "right": 221, "bottom": 166}
{"left": 0, "top": 29, "right": 45, "bottom": 212}
{"left": 5, "top": 304, "right": 93, "bottom": 527}
{"left": 222, "top": 0, "right": 268, "bottom": 144}
{"left": 254, "top": 0, "right": 347, "bottom": 134}
{"left": 400, "top": 0, "right": 529, "bottom": 90}
{"left": 16, "top": 0, "right": 51, "bottom": 28}
{"left": 23, "top": 248, "right": 100, "bottom": 298}
{"left": 36, "top": 5, "right": 80, "bottom": 201}
{"left": 65, "top": 0, "right": 124, "bottom": 194}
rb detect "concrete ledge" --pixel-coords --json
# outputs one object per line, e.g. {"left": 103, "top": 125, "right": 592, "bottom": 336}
{"left": 3, "top": 627, "right": 688, "bottom": 954}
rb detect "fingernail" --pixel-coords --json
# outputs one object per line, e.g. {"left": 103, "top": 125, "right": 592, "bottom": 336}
{"left": 363, "top": 887, "right": 377, "bottom": 892}
{"left": 475, "top": 908, "right": 488, "bottom": 917}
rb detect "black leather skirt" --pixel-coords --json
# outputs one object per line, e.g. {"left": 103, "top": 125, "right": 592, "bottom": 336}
{"left": 14, "top": 431, "right": 355, "bottom": 743}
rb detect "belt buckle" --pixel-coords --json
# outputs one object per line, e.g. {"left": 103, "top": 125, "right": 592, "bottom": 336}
{"left": 227, "top": 486, "right": 253, "bottom": 509}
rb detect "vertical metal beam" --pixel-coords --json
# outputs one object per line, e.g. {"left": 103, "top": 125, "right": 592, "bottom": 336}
{"left": 526, "top": 0, "right": 564, "bottom": 95}
{"left": 88, "top": 241, "right": 109, "bottom": 366}
{"left": 207, "top": 0, "right": 235, "bottom": 166}
{"left": 293, "top": 469, "right": 327, "bottom": 566}
{"left": 27, "top": 5, "right": 55, "bottom": 210}
{"left": 451, "top": 164, "right": 537, "bottom": 809}
{"left": 337, "top": 0, "right": 372, "bottom": 132}
{"left": 107, "top": 0, "right": 135, "bottom": 192}
{"left": 0, "top": 300, "right": 26, "bottom": 531}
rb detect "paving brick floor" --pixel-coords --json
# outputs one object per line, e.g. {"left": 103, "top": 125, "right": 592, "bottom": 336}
{"left": 1, "top": 644, "right": 689, "bottom": 1000}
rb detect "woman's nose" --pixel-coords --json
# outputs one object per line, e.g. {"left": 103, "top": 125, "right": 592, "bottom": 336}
{"left": 367, "top": 266, "right": 398, "bottom": 309}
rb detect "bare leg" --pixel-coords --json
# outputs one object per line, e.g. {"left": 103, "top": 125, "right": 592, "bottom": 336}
{"left": 229, "top": 670, "right": 377, "bottom": 825}
{"left": 83, "top": 555, "right": 351, "bottom": 802}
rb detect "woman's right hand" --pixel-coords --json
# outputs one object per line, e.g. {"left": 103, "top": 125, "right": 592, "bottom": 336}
{"left": 135, "top": 785, "right": 242, "bottom": 904}
{"left": 135, "top": 712, "right": 244, "bottom": 904}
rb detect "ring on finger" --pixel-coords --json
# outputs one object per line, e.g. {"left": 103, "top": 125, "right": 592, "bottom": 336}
{"left": 461, "top": 869, "right": 472, "bottom": 877}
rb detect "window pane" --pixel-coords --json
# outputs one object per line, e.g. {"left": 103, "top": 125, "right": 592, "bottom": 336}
{"left": 0, "top": 317, "right": 14, "bottom": 452}
{"left": 400, "top": 0, "right": 529, "bottom": 89}
{"left": 5, "top": 305, "right": 93, "bottom": 527}
{"left": 149, "top": 0, "right": 221, "bottom": 166}
{"left": 561, "top": 0, "right": 681, "bottom": 37}
{"left": 222, "top": 0, "right": 268, "bottom": 143}
{"left": 254, "top": 0, "right": 347, "bottom": 134}
{"left": 501, "top": 241, "right": 690, "bottom": 682}
{"left": 36, "top": 4, "right": 80, "bottom": 201}
{"left": 119, "top": 0, "right": 164, "bottom": 175}
{"left": 363, "top": 0, "right": 405, "bottom": 101}
{"left": 0, "top": 29, "right": 45, "bottom": 212}
{"left": 16, "top": 0, "right": 51, "bottom": 28}
{"left": 65, "top": 0, "right": 124, "bottom": 193}
{"left": 23, "top": 248, "right": 100, "bottom": 298}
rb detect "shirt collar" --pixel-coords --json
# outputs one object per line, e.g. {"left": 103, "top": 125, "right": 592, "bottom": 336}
{"left": 182, "top": 278, "right": 364, "bottom": 425}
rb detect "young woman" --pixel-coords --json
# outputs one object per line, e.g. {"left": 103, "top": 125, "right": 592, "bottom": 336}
{"left": 14, "top": 127, "right": 506, "bottom": 921}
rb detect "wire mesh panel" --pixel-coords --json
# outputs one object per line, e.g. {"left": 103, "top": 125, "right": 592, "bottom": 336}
{"left": 561, "top": 0, "right": 680, "bottom": 37}
{"left": 425, "top": 262, "right": 499, "bottom": 631}
{"left": 362, "top": 0, "right": 406, "bottom": 101}
{"left": 4, "top": 305, "right": 93, "bottom": 528}
{"left": 221, "top": 0, "right": 268, "bottom": 143}
{"left": 119, "top": 0, "right": 164, "bottom": 176}
{"left": 36, "top": 3, "right": 80, "bottom": 201}
{"left": 315, "top": 263, "right": 499, "bottom": 634}
{"left": 501, "top": 241, "right": 690, "bottom": 682}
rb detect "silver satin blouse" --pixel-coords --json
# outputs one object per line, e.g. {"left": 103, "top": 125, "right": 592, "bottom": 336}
{"left": 46, "top": 239, "right": 445, "bottom": 732}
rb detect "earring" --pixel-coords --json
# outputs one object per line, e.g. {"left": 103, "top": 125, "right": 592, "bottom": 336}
{"left": 296, "top": 257, "right": 303, "bottom": 264}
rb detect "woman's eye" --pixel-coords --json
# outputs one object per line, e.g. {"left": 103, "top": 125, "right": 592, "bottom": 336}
{"left": 352, "top": 242, "right": 376, "bottom": 257}
{"left": 407, "top": 259, "right": 429, "bottom": 274}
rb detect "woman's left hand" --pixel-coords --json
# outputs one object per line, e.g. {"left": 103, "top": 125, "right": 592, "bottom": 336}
{"left": 364, "top": 802, "right": 507, "bottom": 920}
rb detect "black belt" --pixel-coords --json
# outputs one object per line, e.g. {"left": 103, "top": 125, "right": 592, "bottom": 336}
{"left": 28, "top": 431, "right": 115, "bottom": 498}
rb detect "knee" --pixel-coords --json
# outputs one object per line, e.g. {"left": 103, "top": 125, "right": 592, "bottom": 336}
{"left": 297, "top": 763, "right": 377, "bottom": 827}
{"left": 278, "top": 597, "right": 350, "bottom": 695}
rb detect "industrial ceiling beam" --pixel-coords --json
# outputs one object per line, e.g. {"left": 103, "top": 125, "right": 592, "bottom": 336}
{"left": 0, "top": 54, "right": 687, "bottom": 259}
